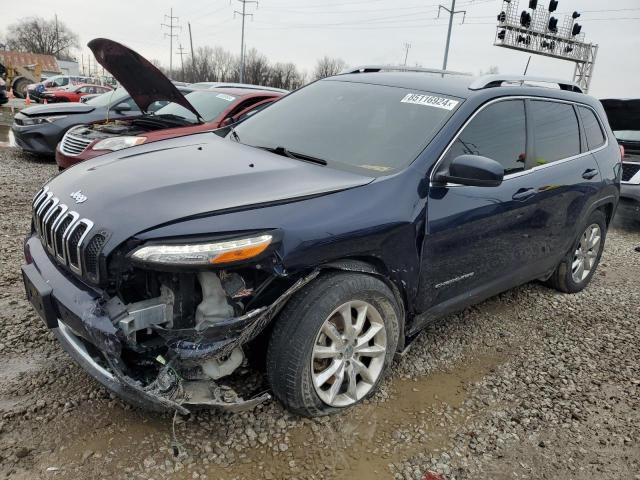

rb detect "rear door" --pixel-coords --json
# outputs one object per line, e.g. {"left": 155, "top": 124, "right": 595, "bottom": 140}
{"left": 523, "top": 100, "right": 602, "bottom": 267}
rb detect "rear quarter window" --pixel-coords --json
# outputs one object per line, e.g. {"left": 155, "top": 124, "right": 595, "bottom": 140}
{"left": 531, "top": 101, "right": 581, "bottom": 165}
{"left": 578, "top": 106, "right": 606, "bottom": 150}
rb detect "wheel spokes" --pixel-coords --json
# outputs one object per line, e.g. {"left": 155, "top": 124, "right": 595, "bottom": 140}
{"left": 346, "top": 364, "right": 358, "bottom": 400}
{"left": 326, "top": 361, "right": 346, "bottom": 403}
{"left": 314, "top": 358, "right": 343, "bottom": 388}
{"left": 356, "top": 323, "right": 384, "bottom": 348}
{"left": 313, "top": 344, "right": 341, "bottom": 359}
{"left": 352, "top": 358, "right": 374, "bottom": 384}
{"left": 322, "top": 322, "right": 345, "bottom": 347}
{"left": 354, "top": 344, "right": 386, "bottom": 357}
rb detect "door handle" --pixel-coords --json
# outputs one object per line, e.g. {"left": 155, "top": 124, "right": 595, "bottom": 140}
{"left": 512, "top": 188, "right": 537, "bottom": 201}
{"left": 582, "top": 168, "right": 598, "bottom": 180}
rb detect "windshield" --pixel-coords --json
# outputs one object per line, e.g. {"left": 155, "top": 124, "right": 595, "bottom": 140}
{"left": 231, "top": 79, "right": 460, "bottom": 174}
{"left": 85, "top": 87, "right": 130, "bottom": 108}
{"left": 614, "top": 130, "right": 640, "bottom": 142}
{"left": 155, "top": 90, "right": 237, "bottom": 123}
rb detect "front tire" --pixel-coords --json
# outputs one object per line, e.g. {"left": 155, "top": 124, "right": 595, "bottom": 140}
{"left": 267, "top": 272, "right": 400, "bottom": 417}
{"left": 547, "top": 210, "right": 607, "bottom": 293}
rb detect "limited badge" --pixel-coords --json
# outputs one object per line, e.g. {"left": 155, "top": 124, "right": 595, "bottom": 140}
{"left": 400, "top": 93, "right": 459, "bottom": 110}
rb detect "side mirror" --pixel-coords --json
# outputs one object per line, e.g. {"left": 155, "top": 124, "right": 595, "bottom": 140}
{"left": 434, "top": 154, "right": 504, "bottom": 187}
{"left": 113, "top": 102, "right": 132, "bottom": 113}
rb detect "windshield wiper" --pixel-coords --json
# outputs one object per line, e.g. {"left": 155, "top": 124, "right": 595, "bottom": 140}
{"left": 229, "top": 126, "right": 241, "bottom": 143}
{"left": 259, "top": 146, "right": 327, "bottom": 166}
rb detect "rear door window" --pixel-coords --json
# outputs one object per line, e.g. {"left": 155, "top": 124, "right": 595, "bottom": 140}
{"left": 578, "top": 106, "right": 606, "bottom": 150}
{"left": 531, "top": 101, "right": 580, "bottom": 165}
{"left": 441, "top": 100, "right": 527, "bottom": 176}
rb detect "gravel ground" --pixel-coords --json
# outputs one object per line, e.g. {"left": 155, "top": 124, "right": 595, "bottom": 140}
{"left": 0, "top": 147, "right": 639, "bottom": 480}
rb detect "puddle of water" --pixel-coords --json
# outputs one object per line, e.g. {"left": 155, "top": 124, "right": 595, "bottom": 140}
{"left": 220, "top": 353, "right": 503, "bottom": 479}
{"left": 0, "top": 125, "right": 15, "bottom": 148}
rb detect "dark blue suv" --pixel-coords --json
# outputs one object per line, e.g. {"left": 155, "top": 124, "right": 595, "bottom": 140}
{"left": 22, "top": 67, "right": 621, "bottom": 417}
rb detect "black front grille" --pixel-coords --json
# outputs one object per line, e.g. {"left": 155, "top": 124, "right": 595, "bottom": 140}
{"left": 622, "top": 162, "right": 640, "bottom": 182}
{"left": 84, "top": 234, "right": 106, "bottom": 278}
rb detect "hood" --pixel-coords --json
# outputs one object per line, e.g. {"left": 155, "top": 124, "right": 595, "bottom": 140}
{"left": 601, "top": 99, "right": 640, "bottom": 132}
{"left": 44, "top": 133, "right": 374, "bottom": 250}
{"left": 88, "top": 38, "right": 201, "bottom": 120}
{"left": 20, "top": 103, "right": 95, "bottom": 116}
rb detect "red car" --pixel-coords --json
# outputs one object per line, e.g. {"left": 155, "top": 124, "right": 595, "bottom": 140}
{"left": 56, "top": 39, "right": 285, "bottom": 169}
{"left": 42, "top": 84, "right": 113, "bottom": 103}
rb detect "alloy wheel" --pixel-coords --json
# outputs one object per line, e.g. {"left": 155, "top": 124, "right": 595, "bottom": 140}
{"left": 571, "top": 223, "right": 601, "bottom": 283}
{"left": 311, "top": 300, "right": 387, "bottom": 407}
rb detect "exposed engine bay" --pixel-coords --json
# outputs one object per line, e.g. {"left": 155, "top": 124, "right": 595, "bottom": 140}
{"left": 71, "top": 115, "right": 193, "bottom": 142}
{"left": 86, "top": 255, "right": 321, "bottom": 414}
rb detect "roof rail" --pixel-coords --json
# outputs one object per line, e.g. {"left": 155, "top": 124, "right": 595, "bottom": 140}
{"left": 469, "top": 75, "right": 583, "bottom": 93}
{"left": 341, "top": 65, "right": 471, "bottom": 77}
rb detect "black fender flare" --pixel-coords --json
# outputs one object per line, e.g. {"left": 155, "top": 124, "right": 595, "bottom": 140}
{"left": 317, "top": 259, "right": 407, "bottom": 351}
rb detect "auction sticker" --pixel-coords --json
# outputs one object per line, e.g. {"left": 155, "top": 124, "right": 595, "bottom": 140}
{"left": 400, "top": 93, "right": 459, "bottom": 110}
{"left": 216, "top": 93, "right": 236, "bottom": 102}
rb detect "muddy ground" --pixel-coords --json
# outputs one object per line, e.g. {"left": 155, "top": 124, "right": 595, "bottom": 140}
{"left": 1, "top": 148, "right": 639, "bottom": 480}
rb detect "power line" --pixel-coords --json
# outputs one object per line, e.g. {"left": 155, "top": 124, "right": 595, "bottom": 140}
{"left": 161, "top": 8, "right": 181, "bottom": 77}
{"left": 234, "top": 0, "right": 258, "bottom": 83}
{"left": 438, "top": 0, "right": 466, "bottom": 71}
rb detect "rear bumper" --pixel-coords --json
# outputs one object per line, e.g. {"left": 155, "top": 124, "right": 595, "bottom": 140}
{"left": 620, "top": 182, "right": 640, "bottom": 204}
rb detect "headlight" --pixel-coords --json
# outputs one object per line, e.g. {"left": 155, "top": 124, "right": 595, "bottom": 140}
{"left": 130, "top": 234, "right": 273, "bottom": 266}
{"left": 22, "top": 115, "right": 68, "bottom": 125}
{"left": 92, "top": 136, "right": 147, "bottom": 151}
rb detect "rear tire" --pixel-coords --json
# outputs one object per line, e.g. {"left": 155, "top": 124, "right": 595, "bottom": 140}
{"left": 546, "top": 210, "right": 607, "bottom": 293}
{"left": 267, "top": 272, "right": 400, "bottom": 417}
{"left": 12, "top": 78, "right": 29, "bottom": 99}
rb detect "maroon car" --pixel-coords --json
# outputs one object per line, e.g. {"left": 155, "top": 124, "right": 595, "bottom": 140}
{"left": 56, "top": 39, "right": 286, "bottom": 169}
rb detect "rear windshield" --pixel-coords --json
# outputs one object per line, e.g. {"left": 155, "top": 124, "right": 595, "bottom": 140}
{"left": 231, "top": 79, "right": 460, "bottom": 175}
{"left": 155, "top": 90, "right": 238, "bottom": 123}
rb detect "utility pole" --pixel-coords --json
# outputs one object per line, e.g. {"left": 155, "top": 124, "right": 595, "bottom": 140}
{"left": 161, "top": 8, "right": 180, "bottom": 79}
{"left": 438, "top": 0, "right": 466, "bottom": 71}
{"left": 234, "top": 0, "right": 258, "bottom": 83}
{"left": 188, "top": 22, "right": 196, "bottom": 82}
{"left": 402, "top": 42, "right": 411, "bottom": 66}
{"left": 176, "top": 44, "right": 187, "bottom": 81}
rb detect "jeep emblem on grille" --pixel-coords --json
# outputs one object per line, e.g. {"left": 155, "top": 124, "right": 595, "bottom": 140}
{"left": 70, "top": 190, "right": 87, "bottom": 204}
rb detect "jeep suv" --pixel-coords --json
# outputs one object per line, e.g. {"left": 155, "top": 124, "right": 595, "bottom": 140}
{"left": 22, "top": 66, "right": 621, "bottom": 417}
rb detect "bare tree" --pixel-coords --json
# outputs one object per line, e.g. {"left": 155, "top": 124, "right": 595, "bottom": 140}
{"left": 7, "top": 16, "right": 79, "bottom": 60}
{"left": 312, "top": 56, "right": 347, "bottom": 80}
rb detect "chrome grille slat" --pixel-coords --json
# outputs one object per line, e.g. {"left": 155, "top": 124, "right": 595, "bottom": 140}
{"left": 31, "top": 187, "right": 98, "bottom": 279}
{"left": 60, "top": 130, "right": 93, "bottom": 156}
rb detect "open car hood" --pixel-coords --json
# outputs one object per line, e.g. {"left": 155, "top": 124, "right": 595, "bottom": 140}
{"left": 601, "top": 99, "right": 640, "bottom": 132}
{"left": 88, "top": 38, "right": 201, "bottom": 120}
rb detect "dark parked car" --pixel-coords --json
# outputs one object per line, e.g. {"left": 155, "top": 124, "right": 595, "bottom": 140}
{"left": 22, "top": 67, "right": 620, "bottom": 417}
{"left": 11, "top": 85, "right": 192, "bottom": 157}
{"left": 55, "top": 39, "right": 284, "bottom": 169}
{"left": 601, "top": 98, "right": 640, "bottom": 219}
{"left": 0, "top": 77, "right": 7, "bottom": 105}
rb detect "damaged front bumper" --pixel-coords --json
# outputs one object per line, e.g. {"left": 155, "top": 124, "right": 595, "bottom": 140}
{"left": 22, "top": 235, "right": 317, "bottom": 414}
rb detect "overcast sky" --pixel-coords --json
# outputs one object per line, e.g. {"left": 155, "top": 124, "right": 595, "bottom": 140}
{"left": 1, "top": 0, "right": 638, "bottom": 97}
